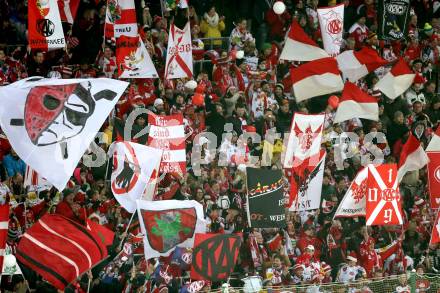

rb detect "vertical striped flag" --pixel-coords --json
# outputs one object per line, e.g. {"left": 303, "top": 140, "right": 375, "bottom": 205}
{"left": 0, "top": 204, "right": 9, "bottom": 272}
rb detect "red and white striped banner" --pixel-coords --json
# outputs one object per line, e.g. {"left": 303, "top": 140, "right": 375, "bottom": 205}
{"left": 0, "top": 205, "right": 9, "bottom": 272}
{"left": 148, "top": 114, "right": 186, "bottom": 175}
{"left": 165, "top": 22, "right": 193, "bottom": 79}
{"left": 57, "top": 0, "right": 80, "bottom": 24}
{"left": 105, "top": 0, "right": 138, "bottom": 38}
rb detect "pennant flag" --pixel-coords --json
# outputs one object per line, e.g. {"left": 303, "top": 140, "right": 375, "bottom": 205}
{"left": 246, "top": 168, "right": 286, "bottom": 228}
{"left": 24, "top": 165, "right": 53, "bottom": 192}
{"left": 290, "top": 57, "right": 344, "bottom": 102}
{"left": 2, "top": 245, "right": 22, "bottom": 276}
{"left": 427, "top": 128, "right": 440, "bottom": 209}
{"left": 336, "top": 47, "right": 388, "bottom": 82}
{"left": 16, "top": 214, "right": 109, "bottom": 290}
{"left": 377, "top": 0, "right": 411, "bottom": 41}
{"left": 116, "top": 35, "right": 158, "bottom": 79}
{"left": 334, "top": 82, "right": 379, "bottom": 123}
{"left": 279, "top": 20, "right": 329, "bottom": 61}
{"left": 0, "top": 204, "right": 8, "bottom": 272}
{"left": 191, "top": 233, "right": 242, "bottom": 282}
{"left": 397, "top": 134, "right": 429, "bottom": 182}
{"left": 317, "top": 4, "right": 344, "bottom": 55}
{"left": 136, "top": 199, "right": 206, "bottom": 259}
{"left": 110, "top": 141, "right": 162, "bottom": 213}
{"left": 334, "top": 167, "right": 368, "bottom": 218}
{"left": 86, "top": 219, "right": 115, "bottom": 246}
{"left": 0, "top": 77, "right": 128, "bottom": 191}
{"left": 105, "top": 0, "right": 138, "bottom": 38}
{"left": 148, "top": 114, "right": 186, "bottom": 175}
{"left": 376, "top": 59, "right": 415, "bottom": 100}
{"left": 57, "top": 0, "right": 80, "bottom": 24}
{"left": 165, "top": 22, "right": 193, "bottom": 79}
{"left": 430, "top": 211, "right": 440, "bottom": 245}
{"left": 28, "top": 0, "right": 66, "bottom": 50}
{"left": 289, "top": 150, "right": 326, "bottom": 211}
{"left": 366, "top": 164, "right": 403, "bottom": 226}
{"left": 283, "top": 113, "right": 325, "bottom": 169}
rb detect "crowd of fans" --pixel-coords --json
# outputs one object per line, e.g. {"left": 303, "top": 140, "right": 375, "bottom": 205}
{"left": 0, "top": 0, "right": 440, "bottom": 292}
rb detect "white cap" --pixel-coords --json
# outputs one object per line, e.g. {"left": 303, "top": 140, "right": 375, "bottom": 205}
{"left": 306, "top": 245, "right": 315, "bottom": 251}
{"left": 185, "top": 80, "right": 197, "bottom": 90}
{"left": 154, "top": 98, "right": 164, "bottom": 107}
{"left": 347, "top": 256, "right": 358, "bottom": 262}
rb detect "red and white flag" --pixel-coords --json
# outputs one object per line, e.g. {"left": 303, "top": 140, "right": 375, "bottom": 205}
{"left": 366, "top": 164, "right": 403, "bottom": 226}
{"left": 57, "top": 0, "right": 80, "bottom": 24}
{"left": 334, "top": 167, "right": 368, "bottom": 218}
{"left": 290, "top": 57, "right": 344, "bottom": 102}
{"left": 24, "top": 165, "right": 52, "bottom": 192}
{"left": 334, "top": 82, "right": 379, "bottom": 123}
{"left": 317, "top": 4, "right": 344, "bottom": 56}
{"left": 105, "top": 0, "right": 138, "bottom": 38}
{"left": 397, "top": 133, "right": 429, "bottom": 182}
{"left": 430, "top": 211, "right": 440, "bottom": 245}
{"left": 336, "top": 47, "right": 388, "bottom": 82}
{"left": 116, "top": 35, "right": 158, "bottom": 78}
{"left": 280, "top": 20, "right": 329, "bottom": 61}
{"left": 28, "top": 0, "right": 66, "bottom": 50}
{"left": 283, "top": 113, "right": 325, "bottom": 168}
{"left": 0, "top": 205, "right": 8, "bottom": 272}
{"left": 426, "top": 128, "right": 440, "bottom": 209}
{"left": 376, "top": 59, "right": 415, "bottom": 100}
{"left": 110, "top": 141, "right": 162, "bottom": 213}
{"left": 148, "top": 114, "right": 186, "bottom": 175}
{"left": 0, "top": 77, "right": 128, "bottom": 191}
{"left": 165, "top": 22, "right": 193, "bottom": 79}
{"left": 16, "top": 214, "right": 109, "bottom": 290}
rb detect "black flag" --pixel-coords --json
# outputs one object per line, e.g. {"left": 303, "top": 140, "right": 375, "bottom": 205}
{"left": 377, "top": 0, "right": 411, "bottom": 40}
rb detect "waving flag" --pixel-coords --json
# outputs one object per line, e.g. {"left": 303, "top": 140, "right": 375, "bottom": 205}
{"left": 336, "top": 47, "right": 388, "bottom": 82}
{"left": 57, "top": 0, "right": 80, "bottom": 24}
{"left": 105, "top": 0, "right": 138, "bottom": 38}
{"left": 317, "top": 4, "right": 344, "bottom": 55}
{"left": 165, "top": 22, "right": 193, "bottom": 79}
{"left": 397, "top": 134, "right": 429, "bottom": 182}
{"left": 334, "top": 167, "right": 368, "bottom": 218}
{"left": 430, "top": 211, "right": 440, "bottom": 245}
{"left": 29, "top": 0, "right": 66, "bottom": 50}
{"left": 334, "top": 82, "right": 379, "bottom": 123}
{"left": 16, "top": 214, "right": 109, "bottom": 290}
{"left": 0, "top": 205, "right": 8, "bottom": 273}
{"left": 24, "top": 165, "right": 52, "bottom": 192}
{"left": 110, "top": 142, "right": 162, "bottom": 213}
{"left": 0, "top": 77, "right": 128, "bottom": 190}
{"left": 136, "top": 200, "right": 206, "bottom": 259}
{"left": 290, "top": 57, "right": 344, "bottom": 102}
{"left": 116, "top": 35, "right": 158, "bottom": 78}
{"left": 427, "top": 128, "right": 440, "bottom": 209}
{"left": 280, "top": 20, "right": 329, "bottom": 61}
{"left": 376, "top": 59, "right": 415, "bottom": 100}
{"left": 366, "top": 164, "right": 403, "bottom": 226}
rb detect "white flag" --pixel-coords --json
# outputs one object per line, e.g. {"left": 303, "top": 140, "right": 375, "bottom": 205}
{"left": 317, "top": 4, "right": 344, "bottom": 56}
{"left": 165, "top": 22, "right": 193, "bottom": 79}
{"left": 334, "top": 167, "right": 368, "bottom": 218}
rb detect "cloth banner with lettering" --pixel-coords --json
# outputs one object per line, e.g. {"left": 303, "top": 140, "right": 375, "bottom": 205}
{"left": 28, "top": 0, "right": 66, "bottom": 50}
{"left": 317, "top": 4, "right": 344, "bottom": 55}
{"left": 289, "top": 150, "right": 326, "bottom": 211}
{"left": 105, "top": 0, "right": 138, "bottom": 38}
{"left": 334, "top": 167, "right": 368, "bottom": 218}
{"left": 191, "top": 233, "right": 242, "bottom": 282}
{"left": 165, "top": 22, "right": 193, "bottom": 79}
{"left": 366, "top": 164, "right": 403, "bottom": 226}
{"left": 377, "top": 0, "right": 411, "bottom": 41}
{"left": 116, "top": 35, "right": 158, "bottom": 79}
{"left": 136, "top": 199, "right": 206, "bottom": 259}
{"left": 246, "top": 168, "right": 286, "bottom": 228}
{"left": 148, "top": 113, "right": 186, "bottom": 175}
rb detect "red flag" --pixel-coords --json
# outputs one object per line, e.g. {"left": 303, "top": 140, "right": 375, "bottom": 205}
{"left": 430, "top": 211, "right": 440, "bottom": 245}
{"left": 366, "top": 164, "right": 403, "bottom": 226}
{"left": 427, "top": 152, "right": 440, "bottom": 209}
{"left": 105, "top": 0, "right": 138, "bottom": 38}
{"left": 57, "top": 0, "right": 80, "bottom": 24}
{"left": 16, "top": 214, "right": 108, "bottom": 290}
{"left": 86, "top": 219, "right": 115, "bottom": 246}
{"left": 376, "top": 59, "right": 415, "bottom": 100}
{"left": 0, "top": 205, "right": 9, "bottom": 271}
{"left": 397, "top": 133, "right": 429, "bottom": 182}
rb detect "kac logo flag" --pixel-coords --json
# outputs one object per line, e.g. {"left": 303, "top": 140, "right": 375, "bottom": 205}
{"left": 377, "top": 0, "right": 411, "bottom": 40}
{"left": 317, "top": 4, "right": 344, "bottom": 55}
{"left": 29, "top": 0, "right": 66, "bottom": 50}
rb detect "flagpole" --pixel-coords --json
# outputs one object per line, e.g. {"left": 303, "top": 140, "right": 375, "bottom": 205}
{"left": 118, "top": 211, "right": 136, "bottom": 251}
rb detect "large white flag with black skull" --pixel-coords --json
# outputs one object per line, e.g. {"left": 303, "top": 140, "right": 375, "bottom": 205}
{"left": 0, "top": 77, "right": 128, "bottom": 190}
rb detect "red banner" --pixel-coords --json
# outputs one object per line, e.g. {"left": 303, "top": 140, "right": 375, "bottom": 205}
{"left": 427, "top": 152, "right": 440, "bottom": 210}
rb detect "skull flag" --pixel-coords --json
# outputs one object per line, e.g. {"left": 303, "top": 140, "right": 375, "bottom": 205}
{"left": 136, "top": 199, "right": 206, "bottom": 259}
{"left": 110, "top": 141, "right": 162, "bottom": 213}
{"left": 29, "top": 0, "right": 66, "bottom": 50}
{"left": 366, "top": 164, "right": 403, "bottom": 226}
{"left": 116, "top": 35, "right": 158, "bottom": 79}
{"left": 0, "top": 77, "right": 128, "bottom": 191}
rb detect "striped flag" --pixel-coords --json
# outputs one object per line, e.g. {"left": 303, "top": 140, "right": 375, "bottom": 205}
{"left": 24, "top": 165, "right": 52, "bottom": 192}
{"left": 16, "top": 214, "right": 109, "bottom": 290}
{"left": 0, "top": 205, "right": 9, "bottom": 272}
{"left": 397, "top": 134, "right": 429, "bottom": 182}
{"left": 376, "top": 58, "right": 415, "bottom": 100}
{"left": 148, "top": 114, "right": 186, "bottom": 175}
{"left": 57, "top": 0, "right": 80, "bottom": 24}
{"left": 105, "top": 0, "right": 138, "bottom": 38}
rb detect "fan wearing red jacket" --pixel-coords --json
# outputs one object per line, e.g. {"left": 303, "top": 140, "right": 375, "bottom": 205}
{"left": 297, "top": 224, "right": 323, "bottom": 260}
{"left": 55, "top": 189, "right": 87, "bottom": 224}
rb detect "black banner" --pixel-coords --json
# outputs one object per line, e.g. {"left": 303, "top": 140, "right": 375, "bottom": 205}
{"left": 378, "top": 0, "right": 411, "bottom": 40}
{"left": 246, "top": 168, "right": 286, "bottom": 228}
